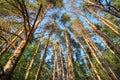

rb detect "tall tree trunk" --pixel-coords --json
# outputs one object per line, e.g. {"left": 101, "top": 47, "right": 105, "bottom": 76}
{"left": 72, "top": 23, "right": 112, "bottom": 80}
{"left": 64, "top": 28, "right": 74, "bottom": 80}
{"left": 80, "top": 19, "right": 119, "bottom": 80}
{"left": 76, "top": 7, "right": 120, "bottom": 54}
{"left": 76, "top": 39, "right": 100, "bottom": 80}
{"left": 59, "top": 46, "right": 65, "bottom": 80}
{"left": 0, "top": 4, "right": 52, "bottom": 80}
{"left": 35, "top": 28, "right": 53, "bottom": 80}
{"left": 80, "top": 20, "right": 118, "bottom": 80}
{"left": 25, "top": 40, "right": 41, "bottom": 80}
{"left": 83, "top": 14, "right": 120, "bottom": 54}
{"left": 1, "top": 39, "right": 27, "bottom": 80}
{"left": 84, "top": 0, "right": 120, "bottom": 18}
{"left": 86, "top": 7, "right": 120, "bottom": 37}
{"left": 98, "top": 36, "right": 120, "bottom": 60}
{"left": 53, "top": 45, "right": 58, "bottom": 80}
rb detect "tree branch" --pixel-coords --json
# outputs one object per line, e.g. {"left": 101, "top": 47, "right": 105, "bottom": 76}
{"left": 0, "top": 29, "right": 23, "bottom": 40}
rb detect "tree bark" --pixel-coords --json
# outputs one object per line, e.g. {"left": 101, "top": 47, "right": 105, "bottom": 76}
{"left": 84, "top": 0, "right": 120, "bottom": 18}
{"left": 64, "top": 28, "right": 74, "bottom": 80}
{"left": 59, "top": 46, "right": 65, "bottom": 80}
{"left": 35, "top": 28, "right": 53, "bottom": 80}
{"left": 0, "top": 4, "right": 52, "bottom": 80}
{"left": 0, "top": 30, "right": 24, "bottom": 56}
{"left": 53, "top": 45, "right": 58, "bottom": 80}
{"left": 25, "top": 40, "right": 41, "bottom": 80}
{"left": 86, "top": 8, "right": 120, "bottom": 37}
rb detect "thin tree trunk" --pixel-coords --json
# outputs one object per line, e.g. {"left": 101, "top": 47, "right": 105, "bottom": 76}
{"left": 59, "top": 46, "right": 65, "bottom": 80}
{"left": 64, "top": 54, "right": 68, "bottom": 80}
{"left": 75, "top": 36, "right": 100, "bottom": 80}
{"left": 72, "top": 23, "right": 112, "bottom": 80}
{"left": 81, "top": 20, "right": 119, "bottom": 80}
{"left": 83, "top": 14, "right": 120, "bottom": 54}
{"left": 71, "top": 6, "right": 114, "bottom": 78}
{"left": 53, "top": 45, "right": 58, "bottom": 80}
{"left": 80, "top": 20, "right": 118, "bottom": 80}
{"left": 76, "top": 7, "right": 120, "bottom": 54}
{"left": 98, "top": 36, "right": 120, "bottom": 60}
{"left": 35, "top": 28, "right": 53, "bottom": 80}
{"left": 25, "top": 40, "right": 41, "bottom": 80}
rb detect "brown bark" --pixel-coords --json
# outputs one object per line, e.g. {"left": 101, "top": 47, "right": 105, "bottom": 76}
{"left": 59, "top": 47, "right": 65, "bottom": 80}
{"left": 64, "top": 28, "right": 74, "bottom": 80}
{"left": 79, "top": 19, "right": 119, "bottom": 80}
{"left": 0, "top": 4, "right": 52, "bottom": 80}
{"left": 72, "top": 21, "right": 112, "bottom": 80}
{"left": 81, "top": 19, "right": 119, "bottom": 80}
{"left": 70, "top": 3, "right": 118, "bottom": 79}
{"left": 86, "top": 8, "right": 120, "bottom": 37}
{"left": 0, "top": 30, "right": 24, "bottom": 56}
{"left": 84, "top": 0, "right": 120, "bottom": 18}
{"left": 0, "top": 29, "right": 20, "bottom": 49}
{"left": 2, "top": 39, "right": 27, "bottom": 80}
{"left": 35, "top": 28, "right": 53, "bottom": 80}
{"left": 53, "top": 45, "right": 58, "bottom": 80}
{"left": 25, "top": 39, "right": 41, "bottom": 80}
{"left": 83, "top": 14, "right": 120, "bottom": 54}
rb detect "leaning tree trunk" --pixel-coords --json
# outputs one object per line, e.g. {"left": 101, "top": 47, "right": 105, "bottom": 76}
{"left": 25, "top": 39, "right": 41, "bottom": 80}
{"left": 86, "top": 7, "right": 120, "bottom": 37}
{"left": 84, "top": 0, "right": 120, "bottom": 18}
{"left": 64, "top": 28, "right": 74, "bottom": 80}
{"left": 75, "top": 36, "right": 101, "bottom": 80}
{"left": 80, "top": 19, "right": 119, "bottom": 80}
{"left": 79, "top": 19, "right": 119, "bottom": 80}
{"left": 83, "top": 14, "right": 120, "bottom": 54}
{"left": 35, "top": 28, "right": 54, "bottom": 80}
{"left": 0, "top": 4, "right": 52, "bottom": 80}
{"left": 72, "top": 22, "right": 112, "bottom": 80}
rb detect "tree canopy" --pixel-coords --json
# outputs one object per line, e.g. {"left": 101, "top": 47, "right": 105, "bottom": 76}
{"left": 0, "top": 0, "right": 120, "bottom": 80}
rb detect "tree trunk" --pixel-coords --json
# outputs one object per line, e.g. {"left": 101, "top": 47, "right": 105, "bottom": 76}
{"left": 72, "top": 22, "right": 112, "bottom": 80}
{"left": 59, "top": 47, "right": 65, "bottom": 80}
{"left": 78, "top": 19, "right": 119, "bottom": 80}
{"left": 86, "top": 8, "right": 120, "bottom": 37}
{"left": 53, "top": 45, "right": 58, "bottom": 80}
{"left": 72, "top": 29, "right": 100, "bottom": 80}
{"left": 64, "top": 28, "right": 74, "bottom": 80}
{"left": 0, "top": 4, "right": 52, "bottom": 80}
{"left": 35, "top": 28, "right": 53, "bottom": 80}
{"left": 25, "top": 40, "right": 41, "bottom": 80}
{"left": 84, "top": 14, "right": 120, "bottom": 54}
{"left": 84, "top": 0, "right": 120, "bottom": 18}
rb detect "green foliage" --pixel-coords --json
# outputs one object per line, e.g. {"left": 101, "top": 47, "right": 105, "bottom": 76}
{"left": 112, "top": 0, "right": 120, "bottom": 11}
{"left": 0, "top": 0, "right": 120, "bottom": 80}
{"left": 11, "top": 44, "right": 38, "bottom": 79}
{"left": 73, "top": 61, "right": 91, "bottom": 80}
{"left": 61, "top": 13, "right": 71, "bottom": 24}
{"left": 104, "top": 50, "right": 120, "bottom": 77}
